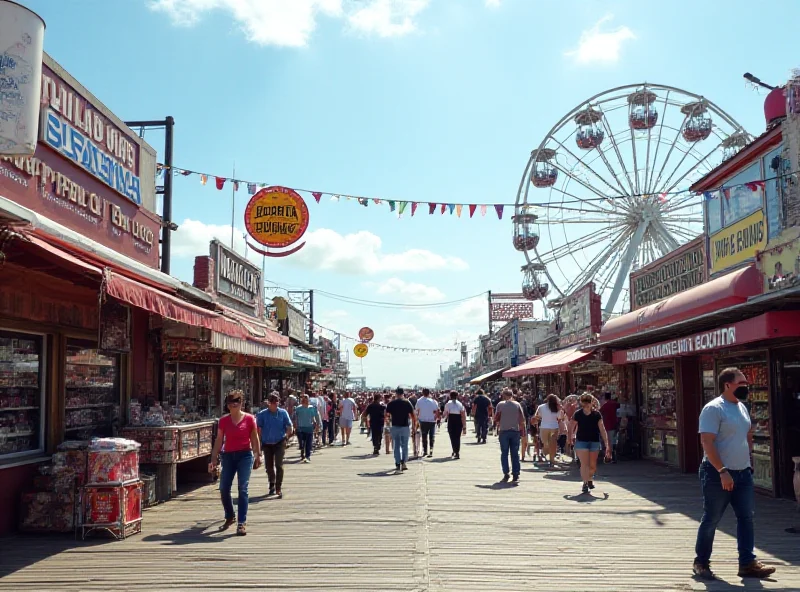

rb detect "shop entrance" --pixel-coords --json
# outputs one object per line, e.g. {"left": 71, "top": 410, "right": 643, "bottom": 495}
{"left": 777, "top": 361, "right": 800, "bottom": 499}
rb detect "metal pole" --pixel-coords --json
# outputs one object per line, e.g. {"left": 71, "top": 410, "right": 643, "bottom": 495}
{"left": 162, "top": 116, "right": 174, "bottom": 274}
{"left": 230, "top": 162, "right": 236, "bottom": 249}
{"left": 487, "top": 290, "right": 493, "bottom": 337}
{"left": 308, "top": 290, "right": 315, "bottom": 344}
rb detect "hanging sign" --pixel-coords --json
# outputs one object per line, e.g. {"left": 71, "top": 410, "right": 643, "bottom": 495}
{"left": 629, "top": 237, "right": 706, "bottom": 310}
{"left": 353, "top": 343, "right": 369, "bottom": 358}
{"left": 358, "top": 327, "right": 374, "bottom": 342}
{"left": 244, "top": 185, "right": 309, "bottom": 256}
{"left": 709, "top": 209, "right": 766, "bottom": 275}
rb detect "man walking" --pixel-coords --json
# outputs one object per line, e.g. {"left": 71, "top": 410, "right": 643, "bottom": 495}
{"left": 599, "top": 392, "right": 620, "bottom": 463}
{"left": 472, "top": 389, "right": 492, "bottom": 444}
{"left": 494, "top": 388, "right": 526, "bottom": 483}
{"left": 338, "top": 392, "right": 358, "bottom": 446}
{"left": 364, "top": 393, "right": 387, "bottom": 455}
{"left": 415, "top": 388, "right": 440, "bottom": 457}
{"left": 256, "top": 393, "right": 293, "bottom": 498}
{"left": 386, "top": 388, "right": 416, "bottom": 474}
{"left": 295, "top": 394, "right": 321, "bottom": 463}
{"left": 693, "top": 368, "right": 776, "bottom": 581}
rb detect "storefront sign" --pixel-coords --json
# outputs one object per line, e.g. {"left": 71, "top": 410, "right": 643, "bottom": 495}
{"left": 757, "top": 232, "right": 800, "bottom": 293}
{"left": 272, "top": 297, "right": 308, "bottom": 343}
{"left": 490, "top": 301, "right": 533, "bottom": 321}
{"left": 557, "top": 282, "right": 601, "bottom": 348}
{"left": 358, "top": 327, "right": 374, "bottom": 342}
{"left": 40, "top": 64, "right": 141, "bottom": 204}
{"left": 291, "top": 347, "right": 320, "bottom": 367}
{"left": 211, "top": 240, "right": 261, "bottom": 317}
{"left": 629, "top": 237, "right": 706, "bottom": 310}
{"left": 244, "top": 186, "right": 309, "bottom": 248}
{"left": 613, "top": 311, "right": 800, "bottom": 365}
{"left": 353, "top": 343, "right": 368, "bottom": 358}
{"left": 709, "top": 210, "right": 766, "bottom": 275}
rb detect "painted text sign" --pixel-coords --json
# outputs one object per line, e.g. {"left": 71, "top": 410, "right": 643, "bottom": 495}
{"left": 710, "top": 210, "right": 766, "bottom": 274}
{"left": 629, "top": 237, "right": 706, "bottom": 310}
{"left": 490, "top": 301, "right": 534, "bottom": 322}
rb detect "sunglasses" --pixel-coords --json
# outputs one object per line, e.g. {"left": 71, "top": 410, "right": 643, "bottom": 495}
{"left": 227, "top": 399, "right": 242, "bottom": 405}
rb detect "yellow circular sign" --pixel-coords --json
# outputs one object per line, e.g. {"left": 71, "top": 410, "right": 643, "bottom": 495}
{"left": 353, "top": 343, "right": 369, "bottom": 358}
{"left": 244, "top": 186, "right": 309, "bottom": 248}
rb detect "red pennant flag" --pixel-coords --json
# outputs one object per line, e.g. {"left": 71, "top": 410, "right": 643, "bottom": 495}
{"left": 469, "top": 204, "right": 477, "bottom": 218}
{"left": 440, "top": 203, "right": 446, "bottom": 214}
{"left": 722, "top": 188, "right": 731, "bottom": 201}
{"left": 411, "top": 202, "right": 418, "bottom": 216}
{"left": 215, "top": 177, "right": 226, "bottom": 190}
{"left": 745, "top": 181, "right": 766, "bottom": 191}
{"left": 233, "top": 181, "right": 239, "bottom": 192}
{"left": 312, "top": 192, "right": 322, "bottom": 203}
{"left": 180, "top": 169, "right": 192, "bottom": 176}
{"left": 494, "top": 204, "right": 504, "bottom": 219}
{"left": 428, "top": 203, "right": 436, "bottom": 215}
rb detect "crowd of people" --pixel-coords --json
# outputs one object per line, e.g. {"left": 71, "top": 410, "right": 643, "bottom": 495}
{"left": 205, "top": 371, "right": 777, "bottom": 582}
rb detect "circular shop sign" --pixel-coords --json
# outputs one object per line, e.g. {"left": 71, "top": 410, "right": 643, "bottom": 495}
{"left": 358, "top": 327, "right": 375, "bottom": 342}
{"left": 244, "top": 186, "right": 309, "bottom": 248}
{"left": 353, "top": 343, "right": 369, "bottom": 358}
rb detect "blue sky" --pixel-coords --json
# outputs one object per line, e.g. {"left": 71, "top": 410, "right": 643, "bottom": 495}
{"left": 23, "top": 0, "right": 799, "bottom": 386}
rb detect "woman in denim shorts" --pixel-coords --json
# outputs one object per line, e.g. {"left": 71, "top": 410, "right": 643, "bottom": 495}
{"left": 569, "top": 393, "right": 612, "bottom": 494}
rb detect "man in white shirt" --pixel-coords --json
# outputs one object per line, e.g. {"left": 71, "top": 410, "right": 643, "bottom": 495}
{"left": 309, "top": 392, "right": 328, "bottom": 449}
{"left": 415, "top": 388, "right": 440, "bottom": 458}
{"left": 338, "top": 392, "right": 358, "bottom": 446}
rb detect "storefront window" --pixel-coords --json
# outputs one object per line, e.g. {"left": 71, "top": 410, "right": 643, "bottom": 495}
{"left": 0, "top": 331, "right": 45, "bottom": 457}
{"left": 763, "top": 144, "right": 788, "bottom": 240}
{"left": 64, "top": 342, "right": 119, "bottom": 440}
{"left": 222, "top": 367, "right": 253, "bottom": 410}
{"left": 641, "top": 365, "right": 678, "bottom": 466}
{"left": 721, "top": 162, "right": 762, "bottom": 227}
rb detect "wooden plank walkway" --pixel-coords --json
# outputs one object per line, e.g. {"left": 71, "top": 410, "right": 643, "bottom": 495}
{"left": 1, "top": 426, "right": 799, "bottom": 591}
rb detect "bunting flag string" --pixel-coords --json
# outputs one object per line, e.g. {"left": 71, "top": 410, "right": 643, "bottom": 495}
{"left": 158, "top": 162, "right": 797, "bottom": 221}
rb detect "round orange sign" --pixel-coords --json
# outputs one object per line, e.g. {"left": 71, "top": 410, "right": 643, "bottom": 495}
{"left": 353, "top": 343, "right": 369, "bottom": 358}
{"left": 358, "top": 327, "right": 375, "bottom": 342}
{"left": 244, "top": 186, "right": 309, "bottom": 248}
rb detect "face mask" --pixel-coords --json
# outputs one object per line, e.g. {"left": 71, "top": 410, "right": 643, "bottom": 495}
{"left": 734, "top": 386, "right": 749, "bottom": 401}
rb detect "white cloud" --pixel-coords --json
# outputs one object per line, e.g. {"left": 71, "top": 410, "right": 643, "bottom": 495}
{"left": 375, "top": 278, "right": 445, "bottom": 303}
{"left": 485, "top": 0, "right": 501, "bottom": 7}
{"left": 288, "top": 228, "right": 468, "bottom": 274}
{"left": 171, "top": 218, "right": 247, "bottom": 257}
{"left": 347, "top": 0, "right": 429, "bottom": 38}
{"left": 564, "top": 15, "right": 635, "bottom": 65}
{"left": 149, "top": 0, "right": 428, "bottom": 47}
{"left": 384, "top": 323, "right": 432, "bottom": 344}
{"left": 419, "top": 297, "right": 487, "bottom": 327}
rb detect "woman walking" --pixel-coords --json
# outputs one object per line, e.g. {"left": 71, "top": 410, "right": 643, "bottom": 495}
{"left": 569, "top": 393, "right": 612, "bottom": 494}
{"left": 327, "top": 392, "right": 338, "bottom": 445}
{"left": 535, "top": 394, "right": 563, "bottom": 468}
{"left": 443, "top": 391, "right": 467, "bottom": 459}
{"left": 209, "top": 390, "right": 261, "bottom": 536}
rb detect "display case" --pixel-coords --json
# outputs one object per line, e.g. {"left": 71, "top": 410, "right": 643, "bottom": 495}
{"left": 701, "top": 357, "right": 717, "bottom": 404}
{"left": 641, "top": 364, "right": 679, "bottom": 466}
{"left": 64, "top": 342, "right": 119, "bottom": 439}
{"left": 222, "top": 367, "right": 254, "bottom": 409}
{"left": 0, "top": 331, "right": 44, "bottom": 458}
{"left": 164, "top": 363, "right": 220, "bottom": 421}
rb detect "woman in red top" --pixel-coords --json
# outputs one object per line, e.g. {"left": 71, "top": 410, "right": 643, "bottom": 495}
{"left": 209, "top": 390, "right": 261, "bottom": 535}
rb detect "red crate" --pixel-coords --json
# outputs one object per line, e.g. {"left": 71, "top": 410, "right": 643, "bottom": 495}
{"left": 88, "top": 450, "right": 139, "bottom": 484}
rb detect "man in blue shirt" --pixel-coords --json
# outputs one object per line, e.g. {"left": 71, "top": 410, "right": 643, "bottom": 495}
{"left": 693, "top": 367, "right": 776, "bottom": 581}
{"left": 256, "top": 393, "right": 293, "bottom": 498}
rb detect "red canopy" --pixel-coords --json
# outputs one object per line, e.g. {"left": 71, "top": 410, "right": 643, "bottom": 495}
{"left": 503, "top": 346, "right": 594, "bottom": 377}
{"left": 600, "top": 265, "right": 762, "bottom": 344}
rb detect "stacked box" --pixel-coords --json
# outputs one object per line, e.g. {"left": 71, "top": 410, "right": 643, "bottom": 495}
{"left": 19, "top": 491, "right": 75, "bottom": 533}
{"left": 88, "top": 450, "right": 139, "bottom": 484}
{"left": 81, "top": 481, "right": 142, "bottom": 540}
{"left": 198, "top": 425, "right": 213, "bottom": 456}
{"left": 180, "top": 429, "right": 199, "bottom": 461}
{"left": 140, "top": 473, "right": 156, "bottom": 508}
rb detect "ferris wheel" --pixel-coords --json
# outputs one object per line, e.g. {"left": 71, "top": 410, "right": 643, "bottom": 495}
{"left": 513, "top": 83, "right": 751, "bottom": 317}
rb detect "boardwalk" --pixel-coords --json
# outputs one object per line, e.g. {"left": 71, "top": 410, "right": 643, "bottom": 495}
{"left": 1, "top": 427, "right": 799, "bottom": 592}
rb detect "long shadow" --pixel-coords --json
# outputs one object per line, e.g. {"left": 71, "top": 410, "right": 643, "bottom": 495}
{"left": 357, "top": 470, "right": 401, "bottom": 478}
{"left": 475, "top": 482, "right": 518, "bottom": 490}
{"left": 342, "top": 454, "right": 379, "bottom": 460}
{"left": 599, "top": 461, "right": 800, "bottom": 564}
{"left": 563, "top": 492, "right": 610, "bottom": 503}
{"left": 0, "top": 535, "right": 108, "bottom": 578}
{"left": 141, "top": 519, "right": 238, "bottom": 545}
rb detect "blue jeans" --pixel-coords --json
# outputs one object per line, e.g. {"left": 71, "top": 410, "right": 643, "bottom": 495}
{"left": 476, "top": 415, "right": 489, "bottom": 441}
{"left": 499, "top": 430, "right": 521, "bottom": 476}
{"left": 694, "top": 462, "right": 756, "bottom": 566}
{"left": 391, "top": 426, "right": 410, "bottom": 466}
{"left": 219, "top": 450, "right": 253, "bottom": 524}
{"left": 298, "top": 430, "right": 314, "bottom": 459}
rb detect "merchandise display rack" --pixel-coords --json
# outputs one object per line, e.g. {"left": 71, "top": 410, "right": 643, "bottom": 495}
{"left": 80, "top": 478, "right": 142, "bottom": 541}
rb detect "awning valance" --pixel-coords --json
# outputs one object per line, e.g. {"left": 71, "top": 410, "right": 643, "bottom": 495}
{"left": 503, "top": 346, "right": 594, "bottom": 378}
{"left": 600, "top": 265, "right": 762, "bottom": 344}
{"left": 469, "top": 366, "right": 509, "bottom": 385}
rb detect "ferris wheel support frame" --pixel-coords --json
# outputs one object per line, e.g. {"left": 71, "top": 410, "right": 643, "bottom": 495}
{"left": 604, "top": 219, "right": 648, "bottom": 315}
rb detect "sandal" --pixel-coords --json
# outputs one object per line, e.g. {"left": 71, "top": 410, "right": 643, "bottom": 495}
{"left": 219, "top": 517, "right": 235, "bottom": 531}
{"left": 236, "top": 523, "right": 247, "bottom": 536}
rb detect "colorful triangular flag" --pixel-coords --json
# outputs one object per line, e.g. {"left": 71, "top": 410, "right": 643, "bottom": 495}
{"left": 313, "top": 192, "right": 322, "bottom": 203}
{"left": 215, "top": 177, "right": 226, "bottom": 190}
{"left": 703, "top": 191, "right": 716, "bottom": 200}
{"left": 233, "top": 181, "right": 239, "bottom": 192}
{"left": 200, "top": 174, "right": 208, "bottom": 185}
{"left": 428, "top": 203, "right": 436, "bottom": 215}
{"left": 411, "top": 202, "right": 418, "bottom": 216}
{"left": 480, "top": 205, "right": 487, "bottom": 217}
{"left": 398, "top": 201, "right": 408, "bottom": 215}
{"left": 456, "top": 204, "right": 463, "bottom": 218}
{"left": 722, "top": 188, "right": 731, "bottom": 201}
{"left": 373, "top": 198, "right": 382, "bottom": 205}
{"left": 440, "top": 204, "right": 446, "bottom": 214}
{"left": 179, "top": 169, "right": 192, "bottom": 176}
{"left": 247, "top": 183, "right": 257, "bottom": 195}
{"left": 448, "top": 204, "right": 455, "bottom": 214}
{"left": 469, "top": 204, "right": 477, "bottom": 218}
{"left": 389, "top": 200, "right": 396, "bottom": 212}
{"left": 331, "top": 195, "right": 340, "bottom": 201}
{"left": 495, "top": 204, "right": 504, "bottom": 219}
{"left": 259, "top": 183, "right": 268, "bottom": 189}
{"left": 745, "top": 181, "right": 766, "bottom": 191}
{"left": 358, "top": 198, "right": 369, "bottom": 207}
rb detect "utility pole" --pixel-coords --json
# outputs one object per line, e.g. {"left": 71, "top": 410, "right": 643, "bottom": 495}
{"left": 124, "top": 117, "right": 175, "bottom": 274}
{"left": 487, "top": 290, "right": 493, "bottom": 337}
{"left": 308, "top": 289, "right": 315, "bottom": 344}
